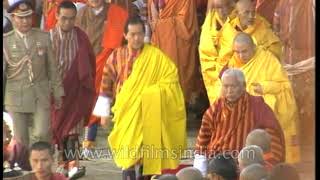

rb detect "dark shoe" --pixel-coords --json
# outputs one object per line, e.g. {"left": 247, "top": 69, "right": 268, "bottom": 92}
{"left": 68, "top": 166, "right": 86, "bottom": 180}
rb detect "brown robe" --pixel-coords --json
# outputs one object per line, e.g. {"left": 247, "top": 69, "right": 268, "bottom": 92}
{"left": 256, "top": 0, "right": 279, "bottom": 24}
{"left": 273, "top": 0, "right": 315, "bottom": 154}
{"left": 76, "top": 3, "right": 110, "bottom": 56}
{"left": 148, "top": 0, "right": 201, "bottom": 103}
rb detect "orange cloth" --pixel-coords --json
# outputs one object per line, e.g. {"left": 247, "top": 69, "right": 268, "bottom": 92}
{"left": 87, "top": 4, "right": 128, "bottom": 126}
{"left": 256, "top": 0, "right": 279, "bottom": 24}
{"left": 148, "top": 0, "right": 201, "bottom": 102}
{"left": 274, "top": 0, "right": 315, "bottom": 152}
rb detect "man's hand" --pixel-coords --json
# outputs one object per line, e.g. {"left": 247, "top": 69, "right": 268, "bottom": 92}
{"left": 251, "top": 83, "right": 263, "bottom": 95}
{"left": 101, "top": 116, "right": 111, "bottom": 129}
{"left": 55, "top": 97, "right": 63, "bottom": 109}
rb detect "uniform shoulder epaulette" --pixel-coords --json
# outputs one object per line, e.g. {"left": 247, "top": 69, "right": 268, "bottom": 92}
{"left": 32, "top": 28, "right": 48, "bottom": 34}
{"left": 3, "top": 30, "right": 14, "bottom": 37}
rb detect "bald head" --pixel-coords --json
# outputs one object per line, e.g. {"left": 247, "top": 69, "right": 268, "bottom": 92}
{"left": 238, "top": 145, "right": 264, "bottom": 170}
{"left": 210, "top": 0, "right": 235, "bottom": 21}
{"left": 236, "top": 0, "right": 256, "bottom": 28}
{"left": 240, "top": 164, "right": 268, "bottom": 180}
{"left": 233, "top": 32, "right": 255, "bottom": 47}
{"left": 158, "top": 174, "right": 178, "bottom": 180}
{"left": 233, "top": 33, "right": 256, "bottom": 62}
{"left": 246, "top": 129, "right": 271, "bottom": 153}
{"left": 176, "top": 167, "right": 203, "bottom": 180}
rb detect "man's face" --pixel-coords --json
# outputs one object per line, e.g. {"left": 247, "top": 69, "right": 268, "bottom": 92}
{"left": 124, "top": 24, "right": 145, "bottom": 50}
{"left": 56, "top": 8, "right": 77, "bottom": 32}
{"left": 237, "top": 3, "right": 256, "bottom": 27}
{"left": 233, "top": 41, "right": 255, "bottom": 63}
{"left": 221, "top": 75, "right": 245, "bottom": 102}
{"left": 88, "top": 0, "right": 104, "bottom": 9}
{"left": 11, "top": 15, "right": 33, "bottom": 33}
{"left": 29, "top": 150, "right": 53, "bottom": 180}
{"left": 214, "top": 0, "right": 234, "bottom": 21}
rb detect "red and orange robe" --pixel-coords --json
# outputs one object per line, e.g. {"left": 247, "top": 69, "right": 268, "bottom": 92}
{"left": 195, "top": 92, "right": 285, "bottom": 164}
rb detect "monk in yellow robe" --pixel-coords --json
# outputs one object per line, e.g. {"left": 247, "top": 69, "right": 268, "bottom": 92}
{"left": 92, "top": 17, "right": 186, "bottom": 178}
{"left": 216, "top": 33, "right": 300, "bottom": 164}
{"left": 219, "top": 0, "right": 282, "bottom": 61}
{"left": 199, "top": 0, "right": 237, "bottom": 105}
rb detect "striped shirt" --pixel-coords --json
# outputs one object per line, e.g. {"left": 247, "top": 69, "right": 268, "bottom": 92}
{"left": 100, "top": 46, "right": 141, "bottom": 99}
{"left": 195, "top": 92, "right": 285, "bottom": 163}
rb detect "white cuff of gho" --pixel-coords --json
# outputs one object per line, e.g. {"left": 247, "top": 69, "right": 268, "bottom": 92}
{"left": 193, "top": 154, "right": 208, "bottom": 177}
{"left": 92, "top": 96, "right": 111, "bottom": 117}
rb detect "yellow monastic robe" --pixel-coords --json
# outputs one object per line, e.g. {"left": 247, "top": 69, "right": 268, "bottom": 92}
{"left": 220, "top": 14, "right": 282, "bottom": 60}
{"left": 108, "top": 44, "right": 187, "bottom": 175}
{"left": 214, "top": 48, "right": 300, "bottom": 163}
{"left": 199, "top": 9, "right": 237, "bottom": 105}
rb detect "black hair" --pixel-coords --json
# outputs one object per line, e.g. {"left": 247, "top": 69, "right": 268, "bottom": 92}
{"left": 208, "top": 153, "right": 238, "bottom": 180}
{"left": 30, "top": 141, "right": 55, "bottom": 156}
{"left": 124, "top": 16, "right": 145, "bottom": 34}
{"left": 57, "top": 0, "right": 77, "bottom": 14}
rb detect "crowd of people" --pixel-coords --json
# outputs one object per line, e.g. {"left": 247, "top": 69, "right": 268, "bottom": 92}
{"left": 3, "top": 0, "right": 314, "bottom": 179}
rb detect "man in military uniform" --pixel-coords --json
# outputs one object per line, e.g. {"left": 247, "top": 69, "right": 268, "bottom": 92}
{"left": 3, "top": 0, "right": 64, "bottom": 169}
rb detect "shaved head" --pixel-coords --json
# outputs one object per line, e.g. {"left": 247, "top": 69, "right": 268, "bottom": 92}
{"left": 233, "top": 33, "right": 256, "bottom": 62}
{"left": 246, "top": 129, "right": 271, "bottom": 153}
{"left": 240, "top": 164, "right": 268, "bottom": 180}
{"left": 211, "top": 0, "right": 236, "bottom": 21}
{"left": 236, "top": 0, "right": 256, "bottom": 28}
{"left": 238, "top": 145, "right": 264, "bottom": 171}
{"left": 233, "top": 32, "right": 255, "bottom": 47}
{"left": 176, "top": 167, "right": 203, "bottom": 180}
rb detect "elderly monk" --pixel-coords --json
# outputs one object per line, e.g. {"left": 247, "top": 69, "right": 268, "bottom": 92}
{"left": 273, "top": 0, "right": 315, "bottom": 162}
{"left": 217, "top": 32, "right": 300, "bottom": 164}
{"left": 239, "top": 163, "right": 269, "bottom": 180}
{"left": 50, "top": 1, "right": 96, "bottom": 178}
{"left": 219, "top": 0, "right": 281, "bottom": 62}
{"left": 93, "top": 17, "right": 186, "bottom": 179}
{"left": 148, "top": 0, "right": 201, "bottom": 103}
{"left": 245, "top": 129, "right": 277, "bottom": 170}
{"left": 199, "top": 0, "right": 236, "bottom": 104}
{"left": 75, "top": 0, "right": 136, "bottom": 151}
{"left": 193, "top": 68, "right": 285, "bottom": 176}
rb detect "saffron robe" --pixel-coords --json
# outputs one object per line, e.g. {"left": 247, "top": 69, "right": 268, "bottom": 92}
{"left": 218, "top": 48, "right": 300, "bottom": 163}
{"left": 148, "top": 0, "right": 201, "bottom": 102}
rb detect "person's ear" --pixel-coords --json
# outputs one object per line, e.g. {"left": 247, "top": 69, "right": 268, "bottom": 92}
{"left": 123, "top": 33, "right": 128, "bottom": 40}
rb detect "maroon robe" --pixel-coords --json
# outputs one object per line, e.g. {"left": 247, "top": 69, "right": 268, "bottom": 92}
{"left": 51, "top": 27, "right": 96, "bottom": 145}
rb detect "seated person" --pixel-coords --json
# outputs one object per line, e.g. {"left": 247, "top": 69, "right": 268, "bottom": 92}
{"left": 207, "top": 153, "right": 238, "bottom": 180}
{"left": 217, "top": 32, "right": 299, "bottom": 164}
{"left": 29, "top": 141, "right": 68, "bottom": 180}
{"left": 176, "top": 167, "right": 204, "bottom": 180}
{"left": 239, "top": 163, "right": 268, "bottom": 180}
{"left": 193, "top": 68, "right": 285, "bottom": 176}
{"left": 238, "top": 145, "right": 264, "bottom": 171}
{"left": 245, "top": 129, "right": 277, "bottom": 170}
